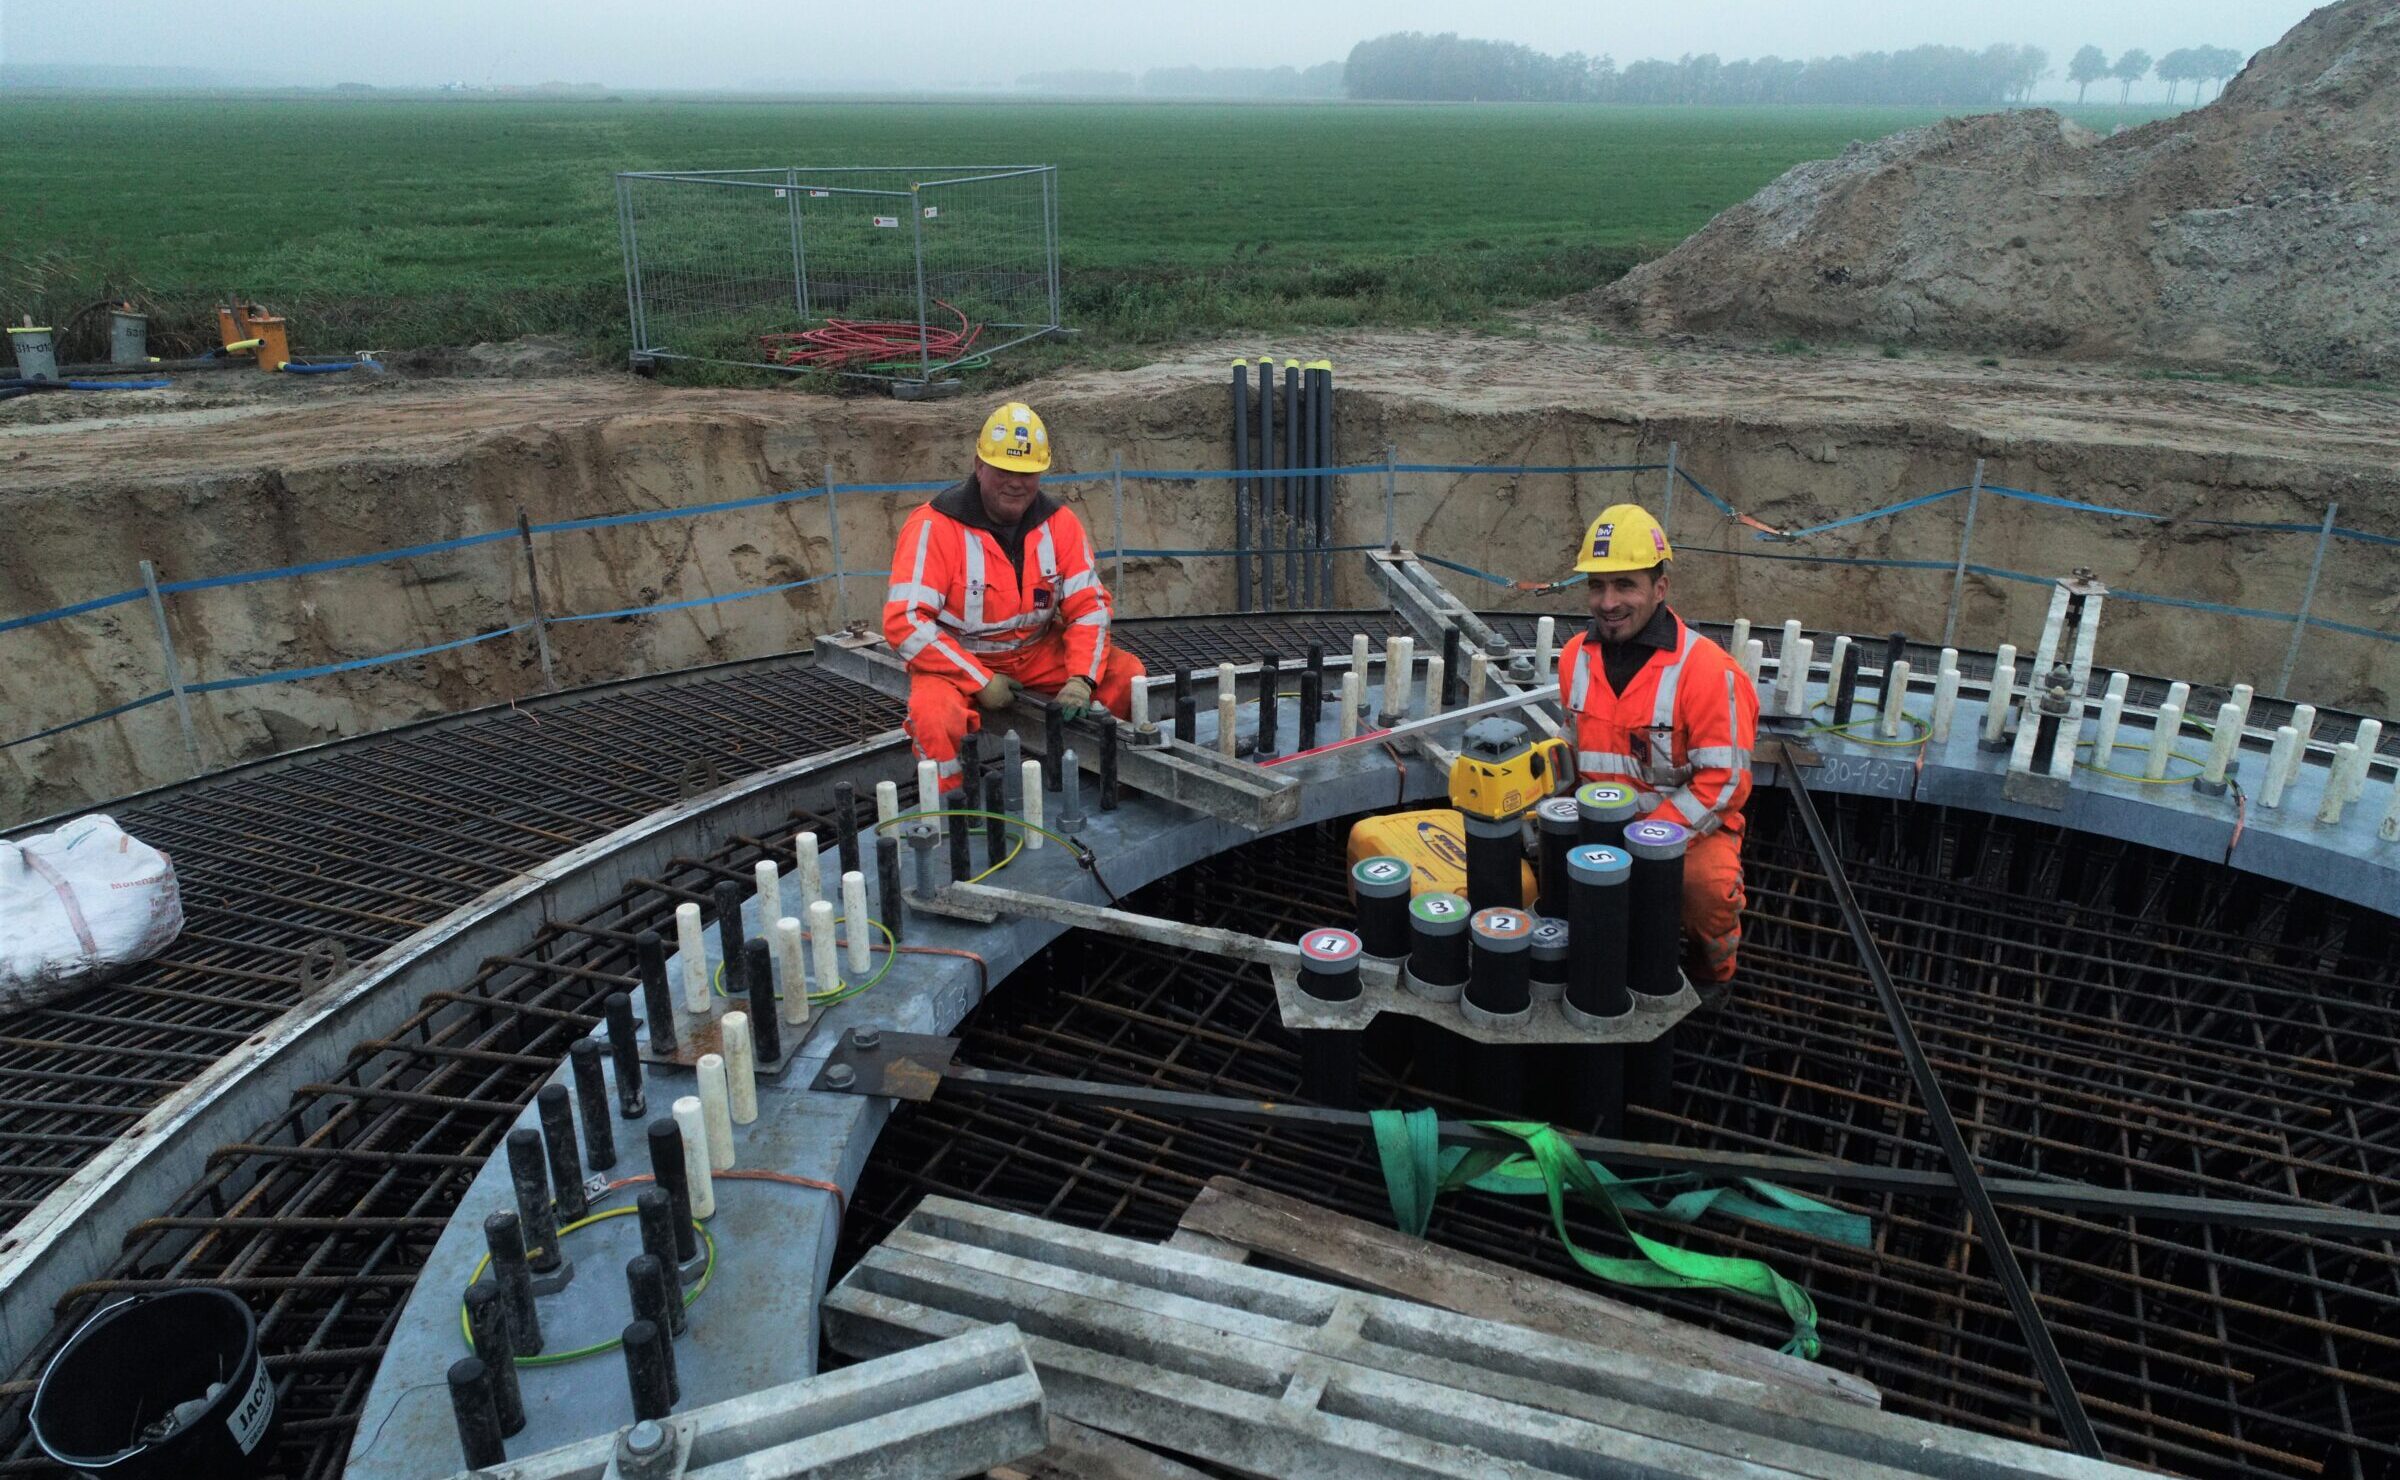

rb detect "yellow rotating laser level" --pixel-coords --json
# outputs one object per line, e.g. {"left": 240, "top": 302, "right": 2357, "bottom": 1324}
{"left": 1451, "top": 717, "right": 1567, "bottom": 909}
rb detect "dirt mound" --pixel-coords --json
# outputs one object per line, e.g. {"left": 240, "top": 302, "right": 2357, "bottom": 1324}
{"left": 1588, "top": 0, "right": 2399, "bottom": 379}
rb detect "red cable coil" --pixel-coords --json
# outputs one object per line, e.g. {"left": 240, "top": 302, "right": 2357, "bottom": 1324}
{"left": 760, "top": 300, "right": 980, "bottom": 370}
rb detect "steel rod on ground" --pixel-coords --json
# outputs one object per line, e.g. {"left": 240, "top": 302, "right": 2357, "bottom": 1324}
{"left": 138, "top": 557, "right": 205, "bottom": 775}
{"left": 1780, "top": 758, "right": 2101, "bottom": 1458}
{"left": 1942, "top": 458, "right": 1985, "bottom": 650}
{"left": 2275, "top": 500, "right": 2338, "bottom": 697}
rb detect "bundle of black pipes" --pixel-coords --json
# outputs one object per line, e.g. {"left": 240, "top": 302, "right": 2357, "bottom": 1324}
{"left": 1228, "top": 358, "right": 1334, "bottom": 612}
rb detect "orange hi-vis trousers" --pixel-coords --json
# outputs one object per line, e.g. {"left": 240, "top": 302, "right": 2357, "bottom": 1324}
{"left": 1680, "top": 828, "right": 1745, "bottom": 984}
{"left": 906, "top": 638, "right": 1145, "bottom": 795}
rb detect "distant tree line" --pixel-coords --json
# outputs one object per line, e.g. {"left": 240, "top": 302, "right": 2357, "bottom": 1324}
{"left": 1018, "top": 63, "right": 1342, "bottom": 98}
{"left": 1341, "top": 33, "right": 2251, "bottom": 107}
{"left": 1343, "top": 35, "right": 2051, "bottom": 106}
{"left": 1020, "top": 35, "right": 2252, "bottom": 107}
{"left": 2065, "top": 44, "right": 2245, "bottom": 104}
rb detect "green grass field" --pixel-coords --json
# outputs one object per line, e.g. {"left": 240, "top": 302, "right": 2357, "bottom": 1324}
{"left": 0, "top": 97, "right": 2170, "bottom": 377}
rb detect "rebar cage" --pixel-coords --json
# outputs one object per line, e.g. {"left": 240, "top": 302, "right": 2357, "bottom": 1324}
{"left": 614, "top": 165, "right": 1061, "bottom": 388}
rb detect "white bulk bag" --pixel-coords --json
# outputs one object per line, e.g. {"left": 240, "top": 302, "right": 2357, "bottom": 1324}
{"left": 1, "top": 814, "right": 183, "bottom": 1010}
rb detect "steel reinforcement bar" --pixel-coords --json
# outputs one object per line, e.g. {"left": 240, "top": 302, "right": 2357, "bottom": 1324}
{"left": 0, "top": 787, "right": 891, "bottom": 1480}
{"left": 0, "top": 665, "right": 901, "bottom": 1229}
{"left": 838, "top": 802, "right": 2400, "bottom": 1480}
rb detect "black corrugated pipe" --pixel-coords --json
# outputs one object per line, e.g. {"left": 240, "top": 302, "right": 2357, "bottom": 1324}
{"left": 1315, "top": 362, "right": 1336, "bottom": 598}
{"left": 1282, "top": 360, "right": 1301, "bottom": 604}
{"left": 1297, "top": 362, "right": 1318, "bottom": 606}
{"left": 1256, "top": 357, "right": 1276, "bottom": 612}
{"left": 1232, "top": 361, "right": 1252, "bottom": 612}
{"left": 1292, "top": 364, "right": 1311, "bottom": 607}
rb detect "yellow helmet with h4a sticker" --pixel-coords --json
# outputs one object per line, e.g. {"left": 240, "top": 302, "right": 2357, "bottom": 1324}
{"left": 975, "top": 401, "right": 1051, "bottom": 473}
{"left": 1575, "top": 503, "right": 1672, "bottom": 574}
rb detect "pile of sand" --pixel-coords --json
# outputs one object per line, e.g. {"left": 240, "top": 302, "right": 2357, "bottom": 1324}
{"left": 1588, "top": 0, "right": 2398, "bottom": 380}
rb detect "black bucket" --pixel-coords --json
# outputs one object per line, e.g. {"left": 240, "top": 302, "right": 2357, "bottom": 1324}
{"left": 29, "top": 1289, "right": 278, "bottom": 1478}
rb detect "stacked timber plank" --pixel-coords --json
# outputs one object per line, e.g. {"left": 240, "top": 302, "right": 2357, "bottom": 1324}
{"left": 831, "top": 1190, "right": 2147, "bottom": 1480}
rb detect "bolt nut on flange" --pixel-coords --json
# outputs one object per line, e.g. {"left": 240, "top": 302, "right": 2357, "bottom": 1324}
{"left": 615, "top": 1416, "right": 686, "bottom": 1479}
{"left": 851, "top": 1028, "right": 881, "bottom": 1052}
{"left": 823, "top": 1063, "right": 856, "bottom": 1089}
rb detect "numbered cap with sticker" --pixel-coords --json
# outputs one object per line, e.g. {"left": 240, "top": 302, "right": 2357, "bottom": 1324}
{"left": 1408, "top": 891, "right": 1470, "bottom": 932}
{"left": 1567, "top": 843, "right": 1631, "bottom": 882}
{"left": 1299, "top": 928, "right": 1363, "bottom": 965}
{"left": 1351, "top": 855, "right": 1414, "bottom": 897}
{"left": 1577, "top": 781, "right": 1637, "bottom": 814}
{"left": 1471, "top": 907, "right": 1534, "bottom": 942}
{"left": 1623, "top": 819, "right": 1690, "bottom": 858}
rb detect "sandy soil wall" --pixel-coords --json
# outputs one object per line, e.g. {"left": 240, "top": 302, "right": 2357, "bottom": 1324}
{"left": 4, "top": 334, "right": 2393, "bottom": 825}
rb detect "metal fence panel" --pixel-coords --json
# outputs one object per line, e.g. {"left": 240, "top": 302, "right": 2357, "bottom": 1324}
{"left": 619, "top": 164, "right": 1061, "bottom": 387}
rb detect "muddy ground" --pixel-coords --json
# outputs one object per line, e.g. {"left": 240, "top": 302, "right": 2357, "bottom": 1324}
{"left": 4, "top": 329, "right": 2395, "bottom": 824}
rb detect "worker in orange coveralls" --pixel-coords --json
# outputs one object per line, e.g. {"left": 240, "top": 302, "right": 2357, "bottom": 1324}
{"left": 1555, "top": 503, "right": 1758, "bottom": 985}
{"left": 882, "top": 401, "right": 1145, "bottom": 795}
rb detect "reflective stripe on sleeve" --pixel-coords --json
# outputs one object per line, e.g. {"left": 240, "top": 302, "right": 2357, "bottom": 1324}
{"left": 907, "top": 517, "right": 935, "bottom": 587}
{"left": 960, "top": 534, "right": 988, "bottom": 630}
{"left": 1650, "top": 622, "right": 1694, "bottom": 730}
{"left": 1666, "top": 787, "right": 1723, "bottom": 833}
{"left": 899, "top": 620, "right": 989, "bottom": 684}
{"left": 1577, "top": 750, "right": 1643, "bottom": 775}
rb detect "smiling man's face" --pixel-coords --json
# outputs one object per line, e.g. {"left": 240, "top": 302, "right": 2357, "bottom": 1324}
{"left": 1587, "top": 568, "right": 1667, "bottom": 643}
{"left": 974, "top": 461, "right": 1042, "bottom": 525}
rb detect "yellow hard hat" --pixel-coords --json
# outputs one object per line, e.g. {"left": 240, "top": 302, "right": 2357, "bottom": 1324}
{"left": 1575, "top": 504, "right": 1672, "bottom": 574}
{"left": 975, "top": 401, "right": 1051, "bottom": 473}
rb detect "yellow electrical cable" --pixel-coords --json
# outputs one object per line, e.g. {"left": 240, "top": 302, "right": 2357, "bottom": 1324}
{"left": 711, "top": 914, "right": 898, "bottom": 1004}
{"left": 2074, "top": 739, "right": 2211, "bottom": 784}
{"left": 964, "top": 832, "right": 1025, "bottom": 883}
{"left": 1804, "top": 701, "right": 1932, "bottom": 749}
{"left": 459, "top": 1207, "right": 715, "bottom": 1366}
{"left": 874, "top": 805, "right": 1082, "bottom": 857}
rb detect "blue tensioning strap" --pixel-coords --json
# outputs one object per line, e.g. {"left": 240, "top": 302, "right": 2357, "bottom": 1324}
{"left": 0, "top": 587, "right": 147, "bottom": 635}
{"left": 1759, "top": 488, "right": 1969, "bottom": 541}
{"left": 2, "top": 690, "right": 175, "bottom": 751}
{"left": 183, "top": 623, "right": 532, "bottom": 693}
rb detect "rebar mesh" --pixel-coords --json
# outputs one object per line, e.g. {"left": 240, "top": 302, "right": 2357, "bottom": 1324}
{"left": 842, "top": 797, "right": 2400, "bottom": 1480}
{"left": 0, "top": 668, "right": 901, "bottom": 1227}
{"left": 3, "top": 612, "right": 2393, "bottom": 1479}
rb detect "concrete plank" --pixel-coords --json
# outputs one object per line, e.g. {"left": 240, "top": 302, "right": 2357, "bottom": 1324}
{"left": 830, "top": 1197, "right": 2155, "bottom": 1480}
{"left": 1176, "top": 1177, "right": 1878, "bottom": 1409}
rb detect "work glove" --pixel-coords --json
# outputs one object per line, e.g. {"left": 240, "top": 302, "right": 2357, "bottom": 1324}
{"left": 1055, "top": 677, "right": 1095, "bottom": 723}
{"left": 974, "top": 674, "right": 1018, "bottom": 711}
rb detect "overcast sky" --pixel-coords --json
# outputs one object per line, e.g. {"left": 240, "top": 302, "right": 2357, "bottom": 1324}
{"left": 0, "top": 0, "right": 2326, "bottom": 95}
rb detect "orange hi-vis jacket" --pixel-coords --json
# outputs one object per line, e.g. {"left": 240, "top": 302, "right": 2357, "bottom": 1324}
{"left": 1557, "top": 611, "right": 1758, "bottom": 838}
{"left": 882, "top": 491, "right": 1116, "bottom": 691}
